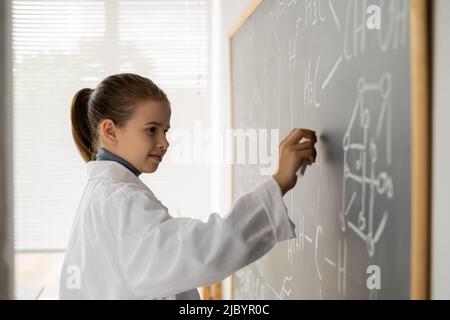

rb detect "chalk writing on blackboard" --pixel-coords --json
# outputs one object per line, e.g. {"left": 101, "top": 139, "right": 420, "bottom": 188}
{"left": 340, "top": 73, "right": 394, "bottom": 256}
{"left": 304, "top": 56, "right": 321, "bottom": 108}
{"left": 232, "top": 0, "right": 411, "bottom": 299}
{"left": 321, "top": 55, "right": 342, "bottom": 90}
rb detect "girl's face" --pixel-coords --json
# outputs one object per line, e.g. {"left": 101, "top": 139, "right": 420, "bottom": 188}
{"left": 100, "top": 100, "right": 171, "bottom": 174}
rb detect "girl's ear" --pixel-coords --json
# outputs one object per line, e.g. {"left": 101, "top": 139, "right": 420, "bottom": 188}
{"left": 99, "top": 119, "right": 118, "bottom": 145}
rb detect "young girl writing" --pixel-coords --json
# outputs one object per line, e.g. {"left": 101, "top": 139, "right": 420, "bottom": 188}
{"left": 60, "top": 73, "right": 317, "bottom": 300}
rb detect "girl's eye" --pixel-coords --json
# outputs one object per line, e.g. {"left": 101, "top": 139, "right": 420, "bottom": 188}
{"left": 148, "top": 127, "right": 157, "bottom": 134}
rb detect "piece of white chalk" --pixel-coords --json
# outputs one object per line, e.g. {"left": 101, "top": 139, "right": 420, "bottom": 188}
{"left": 297, "top": 161, "right": 307, "bottom": 176}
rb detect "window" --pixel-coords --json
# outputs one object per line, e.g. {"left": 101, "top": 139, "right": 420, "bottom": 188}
{"left": 13, "top": 0, "right": 210, "bottom": 251}
{"left": 12, "top": 0, "right": 211, "bottom": 298}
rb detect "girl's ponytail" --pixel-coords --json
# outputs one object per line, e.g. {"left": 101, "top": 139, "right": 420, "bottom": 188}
{"left": 70, "top": 88, "right": 94, "bottom": 163}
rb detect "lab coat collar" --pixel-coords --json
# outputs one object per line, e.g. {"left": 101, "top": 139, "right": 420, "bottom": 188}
{"left": 95, "top": 148, "right": 142, "bottom": 177}
{"left": 85, "top": 160, "right": 164, "bottom": 206}
{"left": 86, "top": 160, "right": 143, "bottom": 184}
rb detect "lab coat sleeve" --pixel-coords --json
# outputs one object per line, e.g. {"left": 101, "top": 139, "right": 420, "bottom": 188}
{"left": 115, "top": 176, "right": 296, "bottom": 299}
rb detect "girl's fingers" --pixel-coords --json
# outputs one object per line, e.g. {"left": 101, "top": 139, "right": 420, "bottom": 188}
{"left": 296, "top": 148, "right": 317, "bottom": 164}
{"left": 292, "top": 140, "right": 315, "bottom": 151}
{"left": 292, "top": 141, "right": 317, "bottom": 163}
{"left": 309, "top": 148, "right": 317, "bottom": 164}
{"left": 285, "top": 128, "right": 317, "bottom": 146}
{"left": 280, "top": 128, "right": 298, "bottom": 145}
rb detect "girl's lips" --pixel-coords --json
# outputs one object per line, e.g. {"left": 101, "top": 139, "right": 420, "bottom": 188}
{"left": 149, "top": 154, "right": 162, "bottom": 162}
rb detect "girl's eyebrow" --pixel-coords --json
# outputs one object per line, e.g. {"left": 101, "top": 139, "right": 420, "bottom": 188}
{"left": 145, "top": 121, "right": 170, "bottom": 129}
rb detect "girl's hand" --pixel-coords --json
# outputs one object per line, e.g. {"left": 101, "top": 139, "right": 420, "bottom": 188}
{"left": 272, "top": 128, "right": 317, "bottom": 196}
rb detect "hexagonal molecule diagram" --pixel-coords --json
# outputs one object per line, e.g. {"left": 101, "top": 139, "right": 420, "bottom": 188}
{"left": 339, "top": 72, "right": 394, "bottom": 257}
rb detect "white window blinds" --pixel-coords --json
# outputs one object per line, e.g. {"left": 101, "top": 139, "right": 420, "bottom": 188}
{"left": 12, "top": 0, "right": 211, "bottom": 251}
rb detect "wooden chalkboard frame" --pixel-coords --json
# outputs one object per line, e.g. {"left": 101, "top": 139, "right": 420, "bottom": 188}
{"left": 228, "top": 0, "right": 431, "bottom": 299}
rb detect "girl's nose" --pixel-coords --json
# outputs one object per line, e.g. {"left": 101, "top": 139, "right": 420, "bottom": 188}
{"left": 158, "top": 135, "right": 169, "bottom": 150}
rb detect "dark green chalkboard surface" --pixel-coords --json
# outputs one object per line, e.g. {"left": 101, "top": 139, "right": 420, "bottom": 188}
{"left": 230, "top": 0, "right": 430, "bottom": 299}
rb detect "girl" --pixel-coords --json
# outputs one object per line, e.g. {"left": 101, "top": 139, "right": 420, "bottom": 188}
{"left": 60, "top": 73, "right": 317, "bottom": 300}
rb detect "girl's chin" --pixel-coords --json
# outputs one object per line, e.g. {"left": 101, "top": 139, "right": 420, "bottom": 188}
{"left": 141, "top": 160, "right": 159, "bottom": 173}
{"left": 141, "top": 167, "right": 157, "bottom": 174}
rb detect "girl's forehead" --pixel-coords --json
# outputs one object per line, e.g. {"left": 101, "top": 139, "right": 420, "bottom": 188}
{"left": 134, "top": 100, "right": 171, "bottom": 124}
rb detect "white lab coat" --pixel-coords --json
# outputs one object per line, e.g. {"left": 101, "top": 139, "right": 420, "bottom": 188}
{"left": 59, "top": 160, "right": 295, "bottom": 300}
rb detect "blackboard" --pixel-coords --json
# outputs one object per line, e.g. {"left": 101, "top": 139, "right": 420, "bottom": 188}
{"left": 230, "top": 0, "right": 430, "bottom": 299}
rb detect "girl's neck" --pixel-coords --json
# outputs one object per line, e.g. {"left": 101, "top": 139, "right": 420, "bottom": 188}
{"left": 95, "top": 147, "right": 141, "bottom": 177}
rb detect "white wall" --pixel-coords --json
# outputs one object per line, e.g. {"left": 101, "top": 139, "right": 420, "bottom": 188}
{"left": 431, "top": 0, "right": 450, "bottom": 300}
{"left": 0, "top": 0, "right": 14, "bottom": 299}
{"left": 210, "top": 0, "right": 254, "bottom": 217}
{"left": 210, "top": 0, "right": 254, "bottom": 299}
